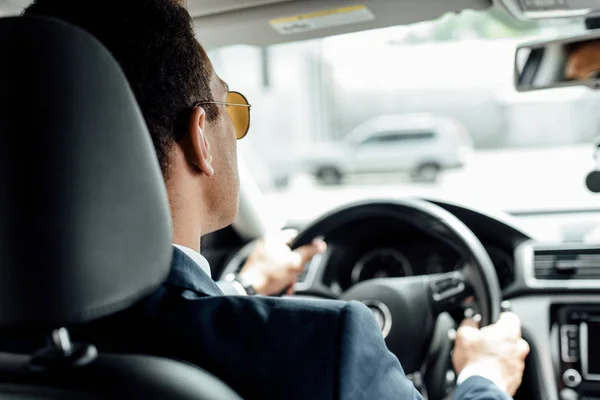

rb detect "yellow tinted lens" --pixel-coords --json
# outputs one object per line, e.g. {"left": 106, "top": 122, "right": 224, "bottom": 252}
{"left": 226, "top": 91, "right": 250, "bottom": 139}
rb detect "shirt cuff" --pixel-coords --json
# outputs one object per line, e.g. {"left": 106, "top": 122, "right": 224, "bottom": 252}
{"left": 216, "top": 278, "right": 249, "bottom": 296}
{"left": 229, "top": 280, "right": 249, "bottom": 296}
{"left": 457, "top": 364, "right": 507, "bottom": 392}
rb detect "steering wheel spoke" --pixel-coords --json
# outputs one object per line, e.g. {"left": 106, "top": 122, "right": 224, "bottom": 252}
{"left": 429, "top": 270, "right": 473, "bottom": 315}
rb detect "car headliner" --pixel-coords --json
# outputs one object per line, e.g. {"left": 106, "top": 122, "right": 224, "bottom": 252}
{"left": 0, "top": 0, "right": 492, "bottom": 48}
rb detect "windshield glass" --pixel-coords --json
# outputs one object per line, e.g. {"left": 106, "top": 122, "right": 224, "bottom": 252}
{"left": 209, "top": 9, "right": 599, "bottom": 224}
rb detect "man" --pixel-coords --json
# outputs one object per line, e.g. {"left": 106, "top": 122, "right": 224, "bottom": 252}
{"left": 565, "top": 39, "right": 600, "bottom": 81}
{"left": 22, "top": 1, "right": 529, "bottom": 399}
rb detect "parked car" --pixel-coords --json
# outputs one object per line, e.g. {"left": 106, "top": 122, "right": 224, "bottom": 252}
{"left": 303, "top": 114, "right": 473, "bottom": 185}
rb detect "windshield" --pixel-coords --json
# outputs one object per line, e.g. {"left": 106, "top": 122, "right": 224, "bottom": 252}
{"left": 209, "top": 9, "right": 600, "bottom": 223}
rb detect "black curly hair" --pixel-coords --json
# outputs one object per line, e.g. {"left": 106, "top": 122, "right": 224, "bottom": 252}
{"left": 23, "top": 0, "right": 219, "bottom": 174}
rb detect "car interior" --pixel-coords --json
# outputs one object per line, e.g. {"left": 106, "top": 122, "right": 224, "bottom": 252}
{"left": 3, "top": 0, "right": 600, "bottom": 399}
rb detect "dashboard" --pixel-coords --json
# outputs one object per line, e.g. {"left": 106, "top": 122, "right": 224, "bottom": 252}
{"left": 323, "top": 233, "right": 515, "bottom": 292}
{"left": 305, "top": 203, "right": 525, "bottom": 297}
{"left": 289, "top": 200, "right": 600, "bottom": 400}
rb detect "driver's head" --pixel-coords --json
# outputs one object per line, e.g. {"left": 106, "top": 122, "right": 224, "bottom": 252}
{"left": 565, "top": 39, "right": 600, "bottom": 81}
{"left": 23, "top": 0, "right": 240, "bottom": 235}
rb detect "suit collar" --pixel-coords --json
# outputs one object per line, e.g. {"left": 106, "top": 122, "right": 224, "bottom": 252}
{"left": 166, "top": 246, "right": 223, "bottom": 297}
{"left": 172, "top": 244, "right": 212, "bottom": 278}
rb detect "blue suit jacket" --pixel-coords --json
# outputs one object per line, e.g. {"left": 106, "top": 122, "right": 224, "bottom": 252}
{"left": 66, "top": 247, "right": 510, "bottom": 400}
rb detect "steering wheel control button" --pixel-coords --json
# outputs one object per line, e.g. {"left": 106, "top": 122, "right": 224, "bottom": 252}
{"left": 562, "top": 369, "right": 582, "bottom": 388}
{"left": 445, "top": 370, "right": 456, "bottom": 383}
{"left": 561, "top": 325, "right": 580, "bottom": 363}
{"left": 360, "top": 300, "right": 392, "bottom": 339}
{"left": 430, "top": 272, "right": 466, "bottom": 302}
{"left": 559, "top": 388, "right": 579, "bottom": 400}
{"left": 447, "top": 328, "right": 457, "bottom": 341}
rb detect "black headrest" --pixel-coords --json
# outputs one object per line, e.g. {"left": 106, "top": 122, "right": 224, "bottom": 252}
{"left": 0, "top": 16, "right": 172, "bottom": 332}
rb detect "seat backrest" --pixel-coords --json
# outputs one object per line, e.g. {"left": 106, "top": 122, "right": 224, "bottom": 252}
{"left": 0, "top": 16, "right": 241, "bottom": 400}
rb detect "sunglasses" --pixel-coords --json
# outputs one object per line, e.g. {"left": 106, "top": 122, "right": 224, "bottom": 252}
{"left": 196, "top": 91, "right": 251, "bottom": 140}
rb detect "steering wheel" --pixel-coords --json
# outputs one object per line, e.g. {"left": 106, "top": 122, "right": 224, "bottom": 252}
{"left": 221, "top": 198, "right": 501, "bottom": 398}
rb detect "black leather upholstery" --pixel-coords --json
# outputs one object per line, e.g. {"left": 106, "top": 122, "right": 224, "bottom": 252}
{"left": 0, "top": 352, "right": 242, "bottom": 399}
{"left": 0, "top": 16, "right": 242, "bottom": 399}
{"left": 0, "top": 15, "right": 172, "bottom": 332}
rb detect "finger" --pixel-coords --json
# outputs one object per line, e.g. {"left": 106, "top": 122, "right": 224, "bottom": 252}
{"left": 312, "top": 239, "right": 327, "bottom": 253}
{"left": 293, "top": 241, "right": 327, "bottom": 266}
{"left": 280, "top": 229, "right": 299, "bottom": 246}
{"left": 496, "top": 312, "right": 522, "bottom": 336}
{"left": 517, "top": 339, "right": 530, "bottom": 359}
{"left": 456, "top": 318, "right": 480, "bottom": 344}
{"left": 507, "top": 376, "right": 523, "bottom": 397}
{"left": 459, "top": 317, "right": 480, "bottom": 330}
{"left": 286, "top": 285, "right": 295, "bottom": 296}
{"left": 285, "top": 251, "right": 304, "bottom": 272}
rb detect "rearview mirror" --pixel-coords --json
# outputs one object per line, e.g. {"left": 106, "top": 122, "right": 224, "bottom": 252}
{"left": 515, "top": 30, "right": 600, "bottom": 92}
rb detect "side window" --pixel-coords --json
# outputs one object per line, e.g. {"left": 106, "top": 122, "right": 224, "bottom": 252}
{"left": 360, "top": 131, "right": 436, "bottom": 146}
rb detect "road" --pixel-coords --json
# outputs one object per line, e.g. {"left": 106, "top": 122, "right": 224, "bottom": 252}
{"left": 263, "top": 145, "right": 600, "bottom": 224}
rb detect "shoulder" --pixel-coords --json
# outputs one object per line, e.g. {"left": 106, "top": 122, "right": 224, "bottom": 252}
{"left": 139, "top": 293, "right": 420, "bottom": 400}
{"left": 149, "top": 295, "right": 353, "bottom": 399}
{"left": 201, "top": 296, "right": 351, "bottom": 324}
{"left": 339, "top": 300, "right": 380, "bottom": 330}
{"left": 335, "top": 302, "right": 421, "bottom": 400}
{"left": 149, "top": 292, "right": 352, "bottom": 346}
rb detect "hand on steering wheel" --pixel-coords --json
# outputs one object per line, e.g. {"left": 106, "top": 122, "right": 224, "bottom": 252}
{"left": 237, "top": 230, "right": 326, "bottom": 296}
{"left": 453, "top": 313, "right": 530, "bottom": 396}
{"left": 222, "top": 198, "right": 506, "bottom": 398}
{"left": 287, "top": 198, "right": 503, "bottom": 397}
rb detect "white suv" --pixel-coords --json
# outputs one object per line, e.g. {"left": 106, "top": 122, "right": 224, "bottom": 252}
{"left": 304, "top": 114, "right": 473, "bottom": 184}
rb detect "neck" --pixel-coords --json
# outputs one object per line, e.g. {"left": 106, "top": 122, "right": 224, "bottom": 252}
{"left": 167, "top": 173, "right": 204, "bottom": 253}
{"left": 171, "top": 202, "right": 202, "bottom": 252}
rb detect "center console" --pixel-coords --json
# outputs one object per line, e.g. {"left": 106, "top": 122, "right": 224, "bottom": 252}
{"left": 555, "top": 305, "right": 600, "bottom": 400}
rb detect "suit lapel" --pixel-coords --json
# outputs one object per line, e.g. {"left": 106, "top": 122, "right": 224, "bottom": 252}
{"left": 166, "top": 246, "right": 224, "bottom": 297}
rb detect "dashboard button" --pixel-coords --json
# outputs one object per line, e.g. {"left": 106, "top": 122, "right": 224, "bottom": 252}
{"left": 562, "top": 325, "right": 580, "bottom": 363}
{"left": 559, "top": 388, "right": 578, "bottom": 400}
{"left": 567, "top": 329, "right": 578, "bottom": 339}
{"left": 570, "top": 312, "right": 580, "bottom": 321}
{"left": 563, "top": 369, "right": 582, "bottom": 388}
{"left": 568, "top": 349, "right": 579, "bottom": 359}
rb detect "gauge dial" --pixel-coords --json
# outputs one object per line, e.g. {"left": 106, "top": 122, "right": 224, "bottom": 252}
{"left": 425, "top": 253, "right": 446, "bottom": 275}
{"left": 486, "top": 247, "right": 514, "bottom": 288}
{"left": 351, "top": 248, "right": 412, "bottom": 284}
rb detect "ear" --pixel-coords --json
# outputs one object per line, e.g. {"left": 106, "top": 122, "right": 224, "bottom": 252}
{"left": 184, "top": 106, "right": 214, "bottom": 177}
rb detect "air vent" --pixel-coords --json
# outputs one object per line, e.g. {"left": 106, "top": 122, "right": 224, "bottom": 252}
{"left": 534, "top": 247, "right": 600, "bottom": 280}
